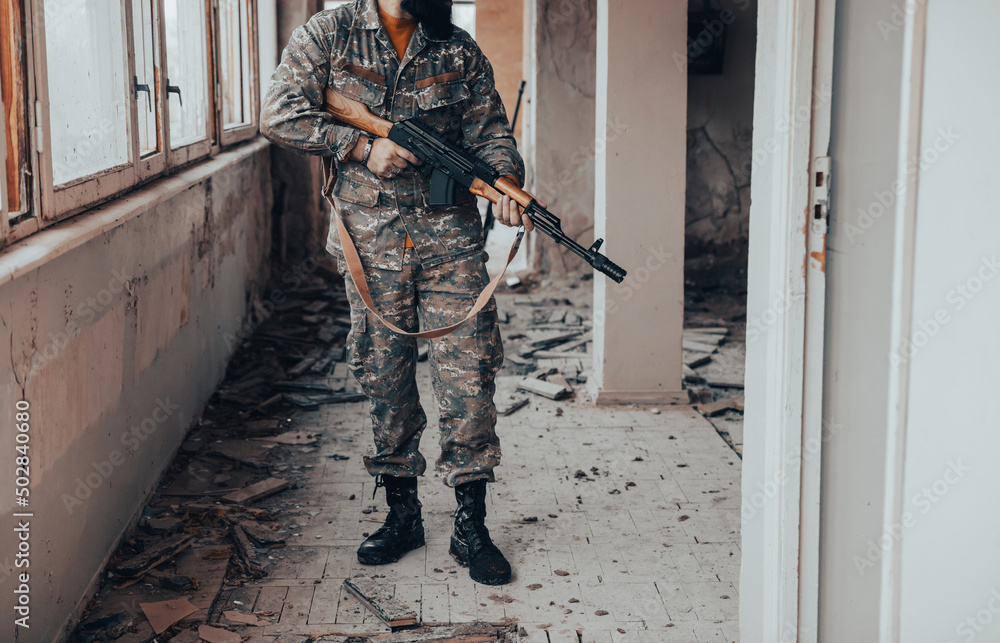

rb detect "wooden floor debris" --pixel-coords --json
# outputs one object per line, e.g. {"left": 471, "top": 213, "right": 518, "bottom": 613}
{"left": 344, "top": 577, "right": 420, "bottom": 629}
{"left": 113, "top": 533, "right": 195, "bottom": 577}
{"left": 221, "top": 477, "right": 289, "bottom": 504}
{"left": 517, "top": 377, "right": 570, "bottom": 400}
{"left": 139, "top": 598, "right": 199, "bottom": 633}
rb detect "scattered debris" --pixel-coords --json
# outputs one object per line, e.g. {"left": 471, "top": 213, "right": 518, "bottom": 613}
{"left": 517, "top": 377, "right": 570, "bottom": 400}
{"left": 253, "top": 430, "right": 318, "bottom": 445}
{"left": 139, "top": 598, "right": 199, "bottom": 634}
{"left": 197, "top": 623, "right": 242, "bottom": 643}
{"left": 695, "top": 396, "right": 745, "bottom": 417}
{"left": 496, "top": 397, "right": 529, "bottom": 416}
{"left": 221, "top": 477, "right": 289, "bottom": 505}
{"left": 114, "top": 534, "right": 195, "bottom": 578}
{"left": 343, "top": 577, "right": 419, "bottom": 629}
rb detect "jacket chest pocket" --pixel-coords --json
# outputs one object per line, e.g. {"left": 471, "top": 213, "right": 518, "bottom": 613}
{"left": 414, "top": 75, "right": 470, "bottom": 134}
{"left": 329, "top": 64, "right": 387, "bottom": 111}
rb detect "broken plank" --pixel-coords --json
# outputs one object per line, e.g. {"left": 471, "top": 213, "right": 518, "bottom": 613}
{"left": 686, "top": 326, "right": 728, "bottom": 334}
{"left": 517, "top": 377, "right": 570, "bottom": 400}
{"left": 221, "top": 477, "right": 289, "bottom": 505}
{"left": 707, "top": 379, "right": 745, "bottom": 389}
{"left": 343, "top": 578, "right": 419, "bottom": 629}
{"left": 684, "top": 352, "right": 713, "bottom": 368}
{"left": 369, "top": 623, "right": 509, "bottom": 643}
{"left": 531, "top": 350, "right": 588, "bottom": 360}
{"left": 139, "top": 598, "right": 199, "bottom": 634}
{"left": 496, "top": 398, "right": 529, "bottom": 417}
{"left": 695, "top": 396, "right": 745, "bottom": 417}
{"left": 114, "top": 534, "right": 195, "bottom": 577}
{"left": 682, "top": 340, "right": 720, "bottom": 354}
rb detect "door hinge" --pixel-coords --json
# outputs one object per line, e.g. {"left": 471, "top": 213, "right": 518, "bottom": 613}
{"left": 34, "top": 101, "right": 44, "bottom": 153}
{"left": 811, "top": 156, "right": 831, "bottom": 233}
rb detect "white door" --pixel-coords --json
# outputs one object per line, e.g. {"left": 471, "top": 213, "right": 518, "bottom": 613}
{"left": 880, "top": 1, "right": 1000, "bottom": 641}
{"left": 740, "top": 0, "right": 835, "bottom": 640}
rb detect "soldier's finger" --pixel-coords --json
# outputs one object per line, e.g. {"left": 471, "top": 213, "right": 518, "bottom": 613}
{"left": 522, "top": 212, "right": 534, "bottom": 232}
{"left": 397, "top": 148, "right": 422, "bottom": 165}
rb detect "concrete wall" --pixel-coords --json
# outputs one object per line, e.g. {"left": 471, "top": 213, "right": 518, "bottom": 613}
{"left": 525, "top": 0, "right": 597, "bottom": 278}
{"left": 475, "top": 0, "right": 525, "bottom": 140}
{"left": 270, "top": 0, "right": 326, "bottom": 264}
{"left": 818, "top": 0, "right": 906, "bottom": 638}
{"left": 685, "top": 0, "right": 756, "bottom": 281}
{"left": 592, "top": 0, "right": 687, "bottom": 404}
{"left": 0, "top": 142, "right": 272, "bottom": 642}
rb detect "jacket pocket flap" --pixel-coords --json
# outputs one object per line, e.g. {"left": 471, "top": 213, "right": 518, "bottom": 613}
{"left": 334, "top": 176, "right": 380, "bottom": 207}
{"left": 415, "top": 79, "right": 470, "bottom": 111}
{"left": 330, "top": 66, "right": 387, "bottom": 108}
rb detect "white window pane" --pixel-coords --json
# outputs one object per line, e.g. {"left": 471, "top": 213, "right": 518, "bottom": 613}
{"left": 220, "top": 0, "right": 251, "bottom": 129}
{"left": 45, "top": 0, "right": 130, "bottom": 186}
{"left": 453, "top": 3, "right": 475, "bottom": 39}
{"left": 164, "top": 0, "right": 209, "bottom": 148}
{"left": 132, "top": 0, "right": 158, "bottom": 156}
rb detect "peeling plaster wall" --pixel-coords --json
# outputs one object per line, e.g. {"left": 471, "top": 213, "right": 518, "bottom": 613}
{"left": 528, "top": 0, "right": 597, "bottom": 278}
{"left": 685, "top": 0, "right": 757, "bottom": 279}
{"left": 0, "top": 144, "right": 271, "bottom": 642}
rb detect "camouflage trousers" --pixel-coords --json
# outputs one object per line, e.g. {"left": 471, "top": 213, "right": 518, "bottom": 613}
{"left": 341, "top": 247, "right": 504, "bottom": 487}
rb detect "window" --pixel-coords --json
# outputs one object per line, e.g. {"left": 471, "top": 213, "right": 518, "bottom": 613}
{"left": 219, "top": 0, "right": 257, "bottom": 144}
{"left": 44, "top": 0, "right": 131, "bottom": 187}
{"left": 1, "top": 0, "right": 31, "bottom": 227}
{"left": 0, "top": 0, "right": 260, "bottom": 241}
{"left": 164, "top": 0, "right": 210, "bottom": 151}
{"left": 453, "top": 0, "right": 475, "bottom": 39}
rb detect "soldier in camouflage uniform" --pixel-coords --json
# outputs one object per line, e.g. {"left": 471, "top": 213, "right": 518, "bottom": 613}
{"left": 260, "top": 0, "right": 528, "bottom": 585}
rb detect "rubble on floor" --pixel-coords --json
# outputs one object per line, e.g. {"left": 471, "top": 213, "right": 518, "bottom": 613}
{"left": 70, "top": 271, "right": 746, "bottom": 642}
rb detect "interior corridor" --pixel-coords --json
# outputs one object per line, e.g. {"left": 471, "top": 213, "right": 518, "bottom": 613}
{"left": 71, "top": 282, "right": 742, "bottom": 643}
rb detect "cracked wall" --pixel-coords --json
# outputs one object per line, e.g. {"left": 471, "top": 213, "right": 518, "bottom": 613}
{"left": 685, "top": 0, "right": 758, "bottom": 284}
{"left": 0, "top": 144, "right": 272, "bottom": 642}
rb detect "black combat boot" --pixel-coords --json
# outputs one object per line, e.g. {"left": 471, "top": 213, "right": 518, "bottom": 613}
{"left": 357, "top": 475, "right": 425, "bottom": 565}
{"left": 450, "top": 479, "right": 512, "bottom": 585}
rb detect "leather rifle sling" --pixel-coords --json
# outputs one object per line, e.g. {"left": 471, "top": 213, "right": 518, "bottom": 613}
{"left": 322, "top": 157, "right": 522, "bottom": 340}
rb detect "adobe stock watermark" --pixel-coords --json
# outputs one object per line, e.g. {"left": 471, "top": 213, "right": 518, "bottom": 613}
{"left": 28, "top": 269, "right": 136, "bottom": 377}
{"left": 890, "top": 254, "right": 1000, "bottom": 368}
{"left": 947, "top": 588, "right": 1000, "bottom": 643}
{"left": 877, "top": 0, "right": 928, "bottom": 41}
{"left": 741, "top": 417, "right": 844, "bottom": 523}
{"left": 223, "top": 253, "right": 325, "bottom": 350}
{"left": 853, "top": 458, "right": 970, "bottom": 575}
{"left": 61, "top": 398, "right": 181, "bottom": 515}
{"left": 844, "top": 126, "right": 961, "bottom": 244}
{"left": 534, "top": 117, "right": 629, "bottom": 206}
{"left": 592, "top": 244, "right": 673, "bottom": 326}
{"left": 673, "top": 0, "right": 754, "bottom": 73}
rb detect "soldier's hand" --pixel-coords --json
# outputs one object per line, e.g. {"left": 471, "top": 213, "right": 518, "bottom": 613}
{"left": 367, "top": 137, "right": 421, "bottom": 180}
{"left": 497, "top": 194, "right": 546, "bottom": 233}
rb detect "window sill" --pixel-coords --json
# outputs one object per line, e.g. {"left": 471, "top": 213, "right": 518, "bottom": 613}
{"left": 0, "top": 138, "right": 270, "bottom": 289}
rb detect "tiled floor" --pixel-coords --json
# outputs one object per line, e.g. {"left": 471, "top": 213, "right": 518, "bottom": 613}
{"left": 230, "top": 319, "right": 742, "bottom": 642}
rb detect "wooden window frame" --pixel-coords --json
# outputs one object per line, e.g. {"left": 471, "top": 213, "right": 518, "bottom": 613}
{"left": 162, "top": 0, "right": 215, "bottom": 169}
{"left": 215, "top": 0, "right": 259, "bottom": 148}
{"left": 3, "top": 0, "right": 39, "bottom": 244}
{"left": 0, "top": 0, "right": 260, "bottom": 247}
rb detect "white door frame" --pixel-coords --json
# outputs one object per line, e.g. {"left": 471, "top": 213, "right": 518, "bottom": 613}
{"left": 878, "top": 2, "right": 928, "bottom": 640}
{"left": 740, "top": 0, "right": 835, "bottom": 640}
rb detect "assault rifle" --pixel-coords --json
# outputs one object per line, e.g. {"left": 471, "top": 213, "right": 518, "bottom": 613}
{"left": 322, "top": 87, "right": 627, "bottom": 284}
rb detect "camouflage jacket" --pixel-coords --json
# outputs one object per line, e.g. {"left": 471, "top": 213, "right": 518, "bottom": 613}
{"left": 260, "top": 0, "right": 525, "bottom": 270}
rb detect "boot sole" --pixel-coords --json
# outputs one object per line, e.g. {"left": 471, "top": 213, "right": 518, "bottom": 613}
{"left": 357, "top": 536, "right": 425, "bottom": 565}
{"left": 449, "top": 544, "right": 511, "bottom": 585}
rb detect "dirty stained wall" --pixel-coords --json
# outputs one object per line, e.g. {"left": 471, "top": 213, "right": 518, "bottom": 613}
{"left": 528, "top": 0, "right": 598, "bottom": 278}
{"left": 0, "top": 141, "right": 272, "bottom": 642}
{"left": 685, "top": 0, "right": 757, "bottom": 282}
